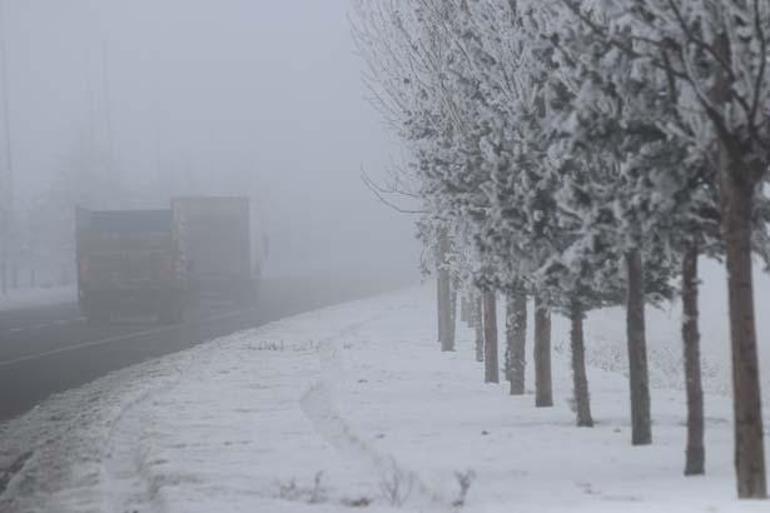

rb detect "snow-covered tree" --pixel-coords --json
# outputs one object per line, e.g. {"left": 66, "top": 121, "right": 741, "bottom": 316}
{"left": 354, "top": 0, "right": 769, "bottom": 495}
{"left": 552, "top": 0, "right": 770, "bottom": 496}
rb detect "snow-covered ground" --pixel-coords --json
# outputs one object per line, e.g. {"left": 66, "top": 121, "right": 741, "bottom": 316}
{"left": 0, "top": 286, "right": 76, "bottom": 312}
{"left": 1, "top": 278, "right": 769, "bottom": 513}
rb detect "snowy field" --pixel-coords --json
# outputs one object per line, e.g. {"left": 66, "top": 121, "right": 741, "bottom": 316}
{"left": 1, "top": 271, "right": 770, "bottom": 512}
{"left": 0, "top": 286, "right": 75, "bottom": 312}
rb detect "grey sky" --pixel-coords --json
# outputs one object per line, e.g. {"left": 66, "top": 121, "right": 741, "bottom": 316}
{"left": 2, "top": 0, "right": 419, "bottom": 278}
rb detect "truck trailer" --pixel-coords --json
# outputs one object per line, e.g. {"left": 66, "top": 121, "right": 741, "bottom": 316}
{"left": 75, "top": 197, "right": 260, "bottom": 324}
{"left": 75, "top": 207, "right": 187, "bottom": 324}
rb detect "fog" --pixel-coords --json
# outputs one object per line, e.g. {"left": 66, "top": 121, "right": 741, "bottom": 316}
{"left": 4, "top": 3, "right": 770, "bottom": 509}
{"left": 0, "top": 0, "right": 419, "bottom": 283}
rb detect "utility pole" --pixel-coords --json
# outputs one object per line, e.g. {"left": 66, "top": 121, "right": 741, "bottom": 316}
{"left": 0, "top": 0, "right": 14, "bottom": 295}
{"left": 101, "top": 40, "right": 115, "bottom": 176}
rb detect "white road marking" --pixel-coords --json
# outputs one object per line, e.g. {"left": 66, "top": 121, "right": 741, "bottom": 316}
{"left": 51, "top": 318, "right": 80, "bottom": 326}
{"left": 0, "top": 308, "right": 252, "bottom": 368}
{"left": 3, "top": 318, "right": 82, "bottom": 334}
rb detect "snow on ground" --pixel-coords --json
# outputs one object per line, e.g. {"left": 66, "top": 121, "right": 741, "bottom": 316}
{"left": 1, "top": 280, "right": 770, "bottom": 513}
{"left": 0, "top": 286, "right": 75, "bottom": 312}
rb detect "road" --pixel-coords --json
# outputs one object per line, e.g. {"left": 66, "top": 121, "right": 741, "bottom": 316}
{"left": 0, "top": 274, "right": 411, "bottom": 422}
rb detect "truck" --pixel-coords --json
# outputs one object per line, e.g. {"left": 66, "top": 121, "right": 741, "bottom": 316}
{"left": 75, "top": 197, "right": 261, "bottom": 324}
{"left": 75, "top": 207, "right": 187, "bottom": 324}
{"left": 171, "top": 196, "right": 259, "bottom": 305}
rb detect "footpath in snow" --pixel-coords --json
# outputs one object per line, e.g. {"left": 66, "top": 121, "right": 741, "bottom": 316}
{"left": 1, "top": 283, "right": 769, "bottom": 513}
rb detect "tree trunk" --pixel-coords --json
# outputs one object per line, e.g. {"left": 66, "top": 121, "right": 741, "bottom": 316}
{"left": 710, "top": 27, "right": 766, "bottom": 496}
{"left": 460, "top": 294, "right": 470, "bottom": 325}
{"left": 570, "top": 301, "right": 593, "bottom": 427}
{"left": 483, "top": 291, "right": 499, "bottom": 383}
{"left": 625, "top": 248, "right": 652, "bottom": 446}
{"left": 437, "top": 271, "right": 452, "bottom": 350}
{"left": 682, "top": 240, "right": 704, "bottom": 475}
{"left": 474, "top": 295, "right": 484, "bottom": 363}
{"left": 436, "top": 231, "right": 454, "bottom": 352}
{"left": 506, "top": 289, "right": 527, "bottom": 395}
{"left": 504, "top": 295, "right": 513, "bottom": 384}
{"left": 719, "top": 161, "right": 767, "bottom": 498}
{"left": 534, "top": 295, "right": 553, "bottom": 407}
{"left": 448, "top": 281, "right": 457, "bottom": 349}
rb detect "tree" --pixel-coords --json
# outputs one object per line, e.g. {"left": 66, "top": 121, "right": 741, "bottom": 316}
{"left": 351, "top": 1, "right": 467, "bottom": 356}
{"left": 555, "top": 0, "right": 769, "bottom": 496}
{"left": 436, "top": 228, "right": 456, "bottom": 351}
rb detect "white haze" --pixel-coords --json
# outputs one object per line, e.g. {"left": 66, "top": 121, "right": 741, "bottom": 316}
{"left": 1, "top": 0, "right": 419, "bottom": 280}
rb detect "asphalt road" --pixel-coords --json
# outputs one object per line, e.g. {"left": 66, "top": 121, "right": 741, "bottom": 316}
{"left": 0, "top": 274, "right": 411, "bottom": 422}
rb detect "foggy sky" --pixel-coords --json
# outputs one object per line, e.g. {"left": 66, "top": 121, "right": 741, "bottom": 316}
{"left": 1, "top": 0, "right": 419, "bottom": 278}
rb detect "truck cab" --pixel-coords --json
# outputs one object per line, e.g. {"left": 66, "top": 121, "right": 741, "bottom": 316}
{"left": 171, "top": 197, "right": 258, "bottom": 306}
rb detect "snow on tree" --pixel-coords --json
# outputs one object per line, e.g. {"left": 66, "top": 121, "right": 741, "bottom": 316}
{"left": 551, "top": 0, "right": 770, "bottom": 496}
{"left": 353, "top": 0, "right": 770, "bottom": 496}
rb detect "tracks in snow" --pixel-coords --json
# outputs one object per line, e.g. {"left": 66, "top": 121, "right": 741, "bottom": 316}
{"left": 299, "top": 320, "right": 447, "bottom": 510}
{"left": 102, "top": 360, "right": 191, "bottom": 513}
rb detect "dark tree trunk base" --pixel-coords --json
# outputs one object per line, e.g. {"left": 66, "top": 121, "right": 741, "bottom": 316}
{"left": 483, "top": 291, "right": 499, "bottom": 384}
{"left": 474, "top": 295, "right": 484, "bottom": 363}
{"left": 626, "top": 249, "right": 652, "bottom": 446}
{"left": 719, "top": 163, "right": 767, "bottom": 498}
{"left": 437, "top": 269, "right": 454, "bottom": 352}
{"left": 436, "top": 230, "right": 454, "bottom": 352}
{"left": 571, "top": 302, "right": 593, "bottom": 428}
{"left": 534, "top": 295, "right": 553, "bottom": 407}
{"left": 507, "top": 289, "right": 527, "bottom": 396}
{"left": 685, "top": 445, "right": 705, "bottom": 477}
{"left": 682, "top": 240, "right": 705, "bottom": 476}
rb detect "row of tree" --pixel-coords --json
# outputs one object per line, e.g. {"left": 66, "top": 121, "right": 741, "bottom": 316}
{"left": 353, "top": 0, "right": 770, "bottom": 499}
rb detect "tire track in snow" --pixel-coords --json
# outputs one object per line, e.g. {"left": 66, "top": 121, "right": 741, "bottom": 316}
{"left": 300, "top": 320, "right": 449, "bottom": 510}
{"left": 102, "top": 358, "right": 193, "bottom": 513}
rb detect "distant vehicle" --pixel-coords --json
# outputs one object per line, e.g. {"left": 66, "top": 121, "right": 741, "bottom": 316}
{"left": 75, "top": 207, "right": 187, "bottom": 324}
{"left": 171, "top": 196, "right": 259, "bottom": 305}
{"left": 75, "top": 197, "right": 261, "bottom": 324}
